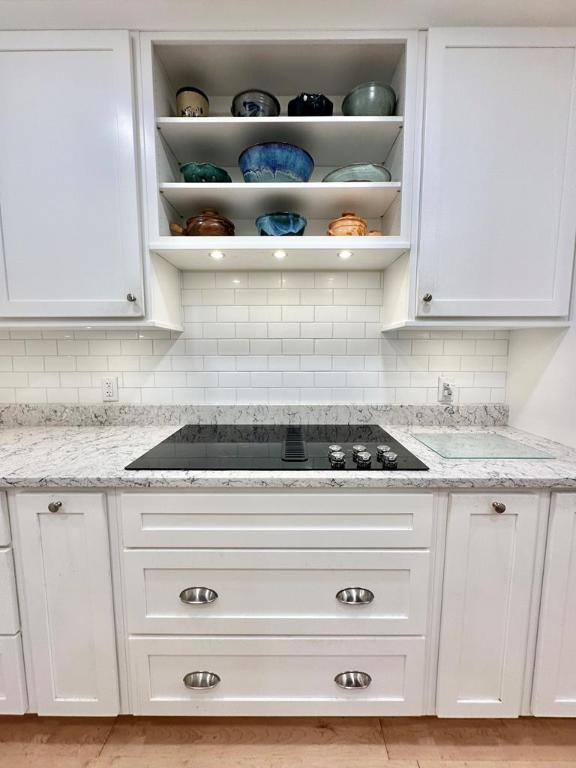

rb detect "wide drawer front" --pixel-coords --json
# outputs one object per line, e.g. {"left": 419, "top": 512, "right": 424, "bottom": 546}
{"left": 0, "top": 548, "right": 19, "bottom": 634}
{"left": 124, "top": 549, "right": 430, "bottom": 635}
{"left": 0, "top": 634, "right": 27, "bottom": 714}
{"left": 121, "top": 492, "right": 434, "bottom": 548}
{"left": 129, "top": 636, "right": 426, "bottom": 715}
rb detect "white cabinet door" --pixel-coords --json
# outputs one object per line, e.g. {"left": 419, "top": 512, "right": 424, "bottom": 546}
{"left": 418, "top": 28, "right": 576, "bottom": 317}
{"left": 437, "top": 493, "right": 540, "bottom": 717}
{"left": 0, "top": 31, "right": 143, "bottom": 318}
{"left": 0, "top": 634, "right": 27, "bottom": 714}
{"left": 14, "top": 492, "right": 119, "bottom": 715}
{"left": 533, "top": 493, "right": 576, "bottom": 715}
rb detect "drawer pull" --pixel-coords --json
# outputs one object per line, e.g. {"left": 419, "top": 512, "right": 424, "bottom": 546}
{"left": 334, "top": 671, "right": 372, "bottom": 690}
{"left": 48, "top": 501, "right": 63, "bottom": 513}
{"left": 492, "top": 501, "right": 507, "bottom": 514}
{"left": 183, "top": 671, "right": 221, "bottom": 690}
{"left": 179, "top": 587, "right": 218, "bottom": 605}
{"left": 336, "top": 587, "right": 374, "bottom": 605}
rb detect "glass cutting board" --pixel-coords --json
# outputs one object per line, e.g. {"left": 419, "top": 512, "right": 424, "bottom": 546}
{"left": 412, "top": 432, "right": 553, "bottom": 459}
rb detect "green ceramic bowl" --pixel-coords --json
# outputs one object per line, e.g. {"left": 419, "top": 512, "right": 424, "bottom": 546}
{"left": 322, "top": 163, "right": 391, "bottom": 183}
{"left": 342, "top": 82, "right": 396, "bottom": 116}
{"left": 180, "top": 162, "right": 232, "bottom": 183}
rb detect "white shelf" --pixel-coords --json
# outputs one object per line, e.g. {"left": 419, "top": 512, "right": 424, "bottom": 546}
{"left": 159, "top": 182, "right": 401, "bottom": 220}
{"left": 156, "top": 116, "right": 404, "bottom": 167}
{"left": 381, "top": 319, "right": 572, "bottom": 332}
{"left": 151, "top": 236, "right": 409, "bottom": 271}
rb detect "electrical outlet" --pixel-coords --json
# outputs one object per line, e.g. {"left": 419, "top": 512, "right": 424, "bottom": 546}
{"left": 438, "top": 377, "right": 455, "bottom": 404}
{"left": 102, "top": 376, "right": 119, "bottom": 402}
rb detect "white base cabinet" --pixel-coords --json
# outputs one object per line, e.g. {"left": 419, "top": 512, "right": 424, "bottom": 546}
{"left": 13, "top": 492, "right": 119, "bottom": 715}
{"left": 436, "top": 493, "right": 541, "bottom": 717}
{"left": 0, "top": 635, "right": 27, "bottom": 714}
{"left": 532, "top": 493, "right": 576, "bottom": 715}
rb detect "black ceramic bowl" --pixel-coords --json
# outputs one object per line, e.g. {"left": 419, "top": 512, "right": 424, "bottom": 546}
{"left": 288, "top": 93, "right": 333, "bottom": 116}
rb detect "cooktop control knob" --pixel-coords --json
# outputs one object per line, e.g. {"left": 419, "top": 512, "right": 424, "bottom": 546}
{"left": 329, "top": 451, "right": 346, "bottom": 469}
{"left": 356, "top": 450, "right": 372, "bottom": 469}
{"left": 328, "top": 444, "right": 342, "bottom": 454}
{"left": 376, "top": 444, "right": 392, "bottom": 461}
{"left": 382, "top": 451, "right": 398, "bottom": 469}
{"left": 352, "top": 444, "right": 367, "bottom": 460}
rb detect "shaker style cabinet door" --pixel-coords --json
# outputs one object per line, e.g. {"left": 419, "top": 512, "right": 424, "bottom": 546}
{"left": 0, "top": 31, "right": 143, "bottom": 317}
{"left": 13, "top": 492, "right": 119, "bottom": 715}
{"left": 417, "top": 28, "right": 576, "bottom": 317}
{"left": 532, "top": 493, "right": 576, "bottom": 715}
{"left": 436, "top": 493, "right": 540, "bottom": 717}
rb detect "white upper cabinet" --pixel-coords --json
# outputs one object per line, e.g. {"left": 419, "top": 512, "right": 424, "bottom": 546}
{"left": 417, "top": 28, "right": 576, "bottom": 318}
{"left": 0, "top": 31, "right": 144, "bottom": 318}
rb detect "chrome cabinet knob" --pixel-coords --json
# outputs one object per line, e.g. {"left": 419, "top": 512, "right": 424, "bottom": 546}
{"left": 492, "top": 501, "right": 507, "bottom": 514}
{"left": 336, "top": 587, "right": 375, "bottom": 605}
{"left": 126, "top": 293, "right": 137, "bottom": 302}
{"left": 422, "top": 293, "right": 433, "bottom": 302}
{"left": 179, "top": 587, "right": 218, "bottom": 605}
{"left": 183, "top": 671, "right": 221, "bottom": 690}
{"left": 334, "top": 671, "right": 372, "bottom": 690}
{"left": 47, "top": 501, "right": 62, "bottom": 513}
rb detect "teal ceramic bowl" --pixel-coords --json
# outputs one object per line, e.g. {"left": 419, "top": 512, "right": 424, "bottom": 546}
{"left": 180, "top": 162, "right": 232, "bottom": 183}
{"left": 322, "top": 163, "right": 391, "bottom": 183}
{"left": 342, "top": 82, "right": 396, "bottom": 116}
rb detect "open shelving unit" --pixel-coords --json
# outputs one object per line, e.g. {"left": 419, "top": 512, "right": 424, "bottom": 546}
{"left": 140, "top": 32, "right": 419, "bottom": 272}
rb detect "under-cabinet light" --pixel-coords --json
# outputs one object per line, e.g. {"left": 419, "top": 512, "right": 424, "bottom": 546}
{"left": 338, "top": 250, "right": 353, "bottom": 260}
{"left": 210, "top": 250, "right": 225, "bottom": 261}
{"left": 273, "top": 250, "right": 286, "bottom": 260}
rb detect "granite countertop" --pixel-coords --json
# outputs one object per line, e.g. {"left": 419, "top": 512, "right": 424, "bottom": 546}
{"left": 0, "top": 423, "right": 574, "bottom": 489}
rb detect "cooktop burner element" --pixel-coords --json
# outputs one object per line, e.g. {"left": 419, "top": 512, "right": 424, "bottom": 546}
{"left": 126, "top": 424, "right": 429, "bottom": 472}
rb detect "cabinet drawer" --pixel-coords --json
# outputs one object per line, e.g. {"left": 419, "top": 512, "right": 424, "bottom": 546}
{"left": 0, "top": 548, "right": 19, "bottom": 634}
{"left": 0, "top": 634, "right": 27, "bottom": 714}
{"left": 124, "top": 549, "right": 430, "bottom": 635}
{"left": 0, "top": 495, "right": 9, "bottom": 546}
{"left": 129, "top": 635, "right": 426, "bottom": 715}
{"left": 121, "top": 492, "right": 433, "bottom": 548}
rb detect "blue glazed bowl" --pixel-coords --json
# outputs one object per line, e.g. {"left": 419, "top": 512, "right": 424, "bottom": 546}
{"left": 255, "top": 211, "right": 307, "bottom": 236}
{"left": 239, "top": 142, "right": 314, "bottom": 183}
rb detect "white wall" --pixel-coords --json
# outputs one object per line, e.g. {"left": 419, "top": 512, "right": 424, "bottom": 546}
{"left": 0, "top": 0, "right": 575, "bottom": 31}
{"left": 0, "top": 270, "right": 508, "bottom": 406}
{"left": 508, "top": 274, "right": 576, "bottom": 448}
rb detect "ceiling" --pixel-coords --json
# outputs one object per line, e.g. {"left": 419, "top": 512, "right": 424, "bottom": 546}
{"left": 1, "top": 0, "right": 575, "bottom": 30}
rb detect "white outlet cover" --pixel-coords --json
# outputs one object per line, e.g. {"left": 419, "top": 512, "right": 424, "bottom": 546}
{"left": 102, "top": 376, "right": 119, "bottom": 402}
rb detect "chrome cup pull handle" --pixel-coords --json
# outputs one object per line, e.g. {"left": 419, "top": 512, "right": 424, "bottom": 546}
{"left": 183, "top": 671, "right": 221, "bottom": 690}
{"left": 336, "top": 587, "right": 374, "bottom": 605}
{"left": 179, "top": 587, "right": 218, "bottom": 605}
{"left": 334, "top": 671, "right": 372, "bottom": 690}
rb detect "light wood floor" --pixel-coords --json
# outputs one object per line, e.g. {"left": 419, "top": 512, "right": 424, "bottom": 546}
{"left": 0, "top": 715, "right": 575, "bottom": 767}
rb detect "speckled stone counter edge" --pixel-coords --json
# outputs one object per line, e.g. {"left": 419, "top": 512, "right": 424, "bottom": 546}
{"left": 0, "top": 403, "right": 508, "bottom": 428}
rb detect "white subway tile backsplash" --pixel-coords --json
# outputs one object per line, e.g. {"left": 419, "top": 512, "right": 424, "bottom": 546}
{"left": 0, "top": 271, "right": 509, "bottom": 406}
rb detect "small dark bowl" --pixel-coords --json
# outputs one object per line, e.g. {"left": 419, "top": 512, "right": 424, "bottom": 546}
{"left": 255, "top": 212, "right": 307, "bottom": 236}
{"left": 288, "top": 93, "right": 333, "bottom": 116}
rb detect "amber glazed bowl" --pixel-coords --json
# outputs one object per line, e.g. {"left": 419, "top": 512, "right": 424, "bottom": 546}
{"left": 327, "top": 211, "right": 368, "bottom": 236}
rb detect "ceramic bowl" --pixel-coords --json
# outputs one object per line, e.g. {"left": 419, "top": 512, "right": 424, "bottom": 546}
{"left": 327, "top": 211, "right": 368, "bottom": 237}
{"left": 288, "top": 93, "right": 333, "bottom": 116}
{"left": 239, "top": 142, "right": 314, "bottom": 183}
{"left": 170, "top": 209, "right": 235, "bottom": 236}
{"left": 176, "top": 86, "right": 209, "bottom": 117}
{"left": 342, "top": 81, "right": 396, "bottom": 116}
{"left": 180, "top": 162, "right": 232, "bottom": 183}
{"left": 322, "top": 163, "right": 391, "bottom": 183}
{"left": 231, "top": 89, "right": 281, "bottom": 117}
{"left": 255, "top": 211, "right": 307, "bottom": 236}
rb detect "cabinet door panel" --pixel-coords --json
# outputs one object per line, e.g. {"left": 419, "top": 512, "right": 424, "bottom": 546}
{"left": 0, "top": 31, "right": 143, "bottom": 317}
{"left": 0, "top": 634, "right": 27, "bottom": 714}
{"left": 418, "top": 28, "right": 576, "bottom": 317}
{"left": 533, "top": 493, "right": 576, "bottom": 715}
{"left": 14, "top": 492, "right": 119, "bottom": 715}
{"left": 437, "top": 493, "right": 539, "bottom": 717}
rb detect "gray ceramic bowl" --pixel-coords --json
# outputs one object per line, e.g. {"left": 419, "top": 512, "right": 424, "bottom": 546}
{"left": 342, "top": 82, "right": 396, "bottom": 116}
{"left": 322, "top": 163, "right": 391, "bottom": 183}
{"left": 231, "top": 89, "right": 281, "bottom": 117}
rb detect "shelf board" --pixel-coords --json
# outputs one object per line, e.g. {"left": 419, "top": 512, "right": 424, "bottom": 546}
{"left": 159, "top": 182, "right": 401, "bottom": 219}
{"left": 156, "top": 116, "right": 404, "bottom": 167}
{"left": 151, "top": 236, "right": 409, "bottom": 271}
{"left": 381, "top": 318, "right": 572, "bottom": 332}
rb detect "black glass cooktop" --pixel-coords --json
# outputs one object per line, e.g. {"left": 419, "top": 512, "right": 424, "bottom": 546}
{"left": 126, "top": 424, "right": 429, "bottom": 472}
